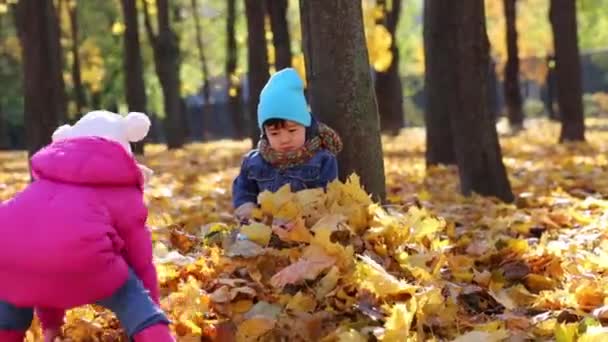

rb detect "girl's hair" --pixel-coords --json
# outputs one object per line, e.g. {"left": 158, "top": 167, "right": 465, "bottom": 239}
{"left": 261, "top": 117, "right": 319, "bottom": 140}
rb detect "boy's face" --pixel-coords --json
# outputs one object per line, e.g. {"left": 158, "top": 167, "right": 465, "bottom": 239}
{"left": 264, "top": 120, "right": 306, "bottom": 152}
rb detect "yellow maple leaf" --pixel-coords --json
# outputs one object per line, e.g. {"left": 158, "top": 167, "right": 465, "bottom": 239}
{"left": 240, "top": 222, "right": 272, "bottom": 246}
{"left": 382, "top": 299, "right": 417, "bottom": 341}
{"left": 354, "top": 255, "right": 417, "bottom": 298}
{"left": 236, "top": 317, "right": 275, "bottom": 341}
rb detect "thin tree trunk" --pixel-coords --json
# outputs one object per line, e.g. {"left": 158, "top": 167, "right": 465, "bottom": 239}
{"left": 120, "top": 0, "right": 147, "bottom": 154}
{"left": 423, "top": 0, "right": 456, "bottom": 165}
{"left": 191, "top": 0, "right": 210, "bottom": 103}
{"left": 245, "top": 0, "right": 270, "bottom": 147}
{"left": 544, "top": 54, "right": 559, "bottom": 120}
{"left": 14, "top": 0, "right": 67, "bottom": 158}
{"left": 374, "top": 0, "right": 405, "bottom": 135}
{"left": 143, "top": 0, "right": 185, "bottom": 149}
{"left": 267, "top": 0, "right": 292, "bottom": 70}
{"left": 300, "top": 0, "right": 386, "bottom": 202}
{"left": 452, "top": 0, "right": 513, "bottom": 202}
{"left": 67, "top": 1, "right": 86, "bottom": 119}
{"left": 0, "top": 103, "right": 8, "bottom": 149}
{"left": 549, "top": 0, "right": 585, "bottom": 142}
{"left": 503, "top": 0, "right": 524, "bottom": 130}
{"left": 226, "top": 0, "right": 245, "bottom": 139}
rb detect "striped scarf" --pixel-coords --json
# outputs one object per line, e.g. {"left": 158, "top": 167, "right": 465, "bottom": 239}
{"left": 258, "top": 123, "right": 343, "bottom": 169}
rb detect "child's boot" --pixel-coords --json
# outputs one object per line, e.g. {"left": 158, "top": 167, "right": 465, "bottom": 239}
{"left": 133, "top": 324, "right": 175, "bottom": 342}
{"left": 0, "top": 330, "right": 25, "bottom": 341}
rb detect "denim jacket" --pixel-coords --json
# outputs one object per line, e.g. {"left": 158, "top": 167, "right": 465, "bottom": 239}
{"left": 232, "top": 149, "right": 338, "bottom": 208}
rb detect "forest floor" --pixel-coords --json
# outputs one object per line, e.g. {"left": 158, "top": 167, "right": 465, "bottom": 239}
{"left": 3, "top": 118, "right": 608, "bottom": 341}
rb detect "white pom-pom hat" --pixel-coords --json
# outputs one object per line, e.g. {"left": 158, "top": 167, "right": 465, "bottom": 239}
{"left": 51, "top": 110, "right": 151, "bottom": 154}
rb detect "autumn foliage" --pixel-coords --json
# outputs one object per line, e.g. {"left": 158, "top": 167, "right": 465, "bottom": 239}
{"left": 2, "top": 119, "right": 608, "bottom": 341}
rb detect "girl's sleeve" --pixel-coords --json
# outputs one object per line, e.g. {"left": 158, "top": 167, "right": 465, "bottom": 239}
{"left": 110, "top": 190, "right": 160, "bottom": 303}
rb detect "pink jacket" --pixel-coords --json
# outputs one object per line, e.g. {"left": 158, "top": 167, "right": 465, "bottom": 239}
{"left": 0, "top": 137, "right": 159, "bottom": 329}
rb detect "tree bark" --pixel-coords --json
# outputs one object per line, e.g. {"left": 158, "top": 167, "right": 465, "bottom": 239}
{"left": 267, "top": 0, "right": 292, "bottom": 70}
{"left": 14, "top": 0, "right": 67, "bottom": 158}
{"left": 300, "top": 0, "right": 386, "bottom": 202}
{"left": 549, "top": 0, "right": 585, "bottom": 142}
{"left": 67, "top": 1, "right": 86, "bottom": 119}
{"left": 374, "top": 0, "right": 405, "bottom": 135}
{"left": 423, "top": 0, "right": 456, "bottom": 165}
{"left": 120, "top": 0, "right": 148, "bottom": 154}
{"left": 245, "top": 0, "right": 270, "bottom": 146}
{"left": 503, "top": 0, "right": 524, "bottom": 130}
{"left": 191, "top": 0, "right": 210, "bottom": 103}
{"left": 0, "top": 103, "right": 8, "bottom": 149}
{"left": 426, "top": 0, "right": 513, "bottom": 202}
{"left": 143, "top": 0, "right": 185, "bottom": 149}
{"left": 226, "top": 0, "right": 245, "bottom": 139}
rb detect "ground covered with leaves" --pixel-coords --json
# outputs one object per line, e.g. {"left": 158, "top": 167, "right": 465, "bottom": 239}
{"left": 3, "top": 119, "right": 608, "bottom": 341}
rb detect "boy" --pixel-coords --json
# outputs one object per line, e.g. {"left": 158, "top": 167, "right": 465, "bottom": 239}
{"left": 232, "top": 68, "right": 342, "bottom": 221}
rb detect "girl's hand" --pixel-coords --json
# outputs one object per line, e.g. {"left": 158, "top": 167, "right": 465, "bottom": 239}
{"left": 138, "top": 163, "right": 154, "bottom": 184}
{"left": 43, "top": 328, "right": 60, "bottom": 342}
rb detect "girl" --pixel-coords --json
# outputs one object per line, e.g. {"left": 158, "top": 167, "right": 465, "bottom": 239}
{"left": 0, "top": 111, "right": 174, "bottom": 341}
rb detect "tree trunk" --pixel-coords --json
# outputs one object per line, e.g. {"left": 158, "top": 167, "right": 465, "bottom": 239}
{"left": 544, "top": 54, "right": 559, "bottom": 120}
{"left": 423, "top": 0, "right": 456, "bottom": 165}
{"left": 428, "top": 0, "right": 513, "bottom": 202}
{"left": 15, "top": 0, "right": 67, "bottom": 158}
{"left": 191, "top": 0, "right": 210, "bottom": 103}
{"left": 374, "top": 0, "right": 405, "bottom": 135}
{"left": 549, "top": 0, "right": 585, "bottom": 142}
{"left": 0, "top": 104, "right": 8, "bottom": 149}
{"left": 67, "top": 1, "right": 86, "bottom": 119}
{"left": 245, "top": 0, "right": 270, "bottom": 147}
{"left": 503, "top": 0, "right": 524, "bottom": 130}
{"left": 300, "top": 0, "right": 386, "bottom": 202}
{"left": 121, "top": 0, "right": 147, "bottom": 155}
{"left": 226, "top": 0, "right": 245, "bottom": 139}
{"left": 143, "top": 0, "right": 184, "bottom": 149}
{"left": 267, "top": 0, "right": 292, "bottom": 70}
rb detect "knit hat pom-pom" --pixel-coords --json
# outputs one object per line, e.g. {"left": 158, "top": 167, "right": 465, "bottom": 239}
{"left": 124, "top": 112, "right": 151, "bottom": 142}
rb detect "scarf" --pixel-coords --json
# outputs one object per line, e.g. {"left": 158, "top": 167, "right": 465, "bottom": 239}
{"left": 258, "top": 123, "right": 343, "bottom": 169}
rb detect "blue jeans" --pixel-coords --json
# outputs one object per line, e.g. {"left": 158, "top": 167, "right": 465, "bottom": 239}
{"left": 0, "top": 269, "right": 169, "bottom": 337}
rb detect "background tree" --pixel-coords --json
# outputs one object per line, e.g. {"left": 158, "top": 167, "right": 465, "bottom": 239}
{"left": 374, "top": 0, "right": 405, "bottom": 135}
{"left": 503, "top": 0, "right": 524, "bottom": 130}
{"left": 62, "top": 0, "right": 86, "bottom": 118}
{"left": 191, "top": 0, "right": 210, "bottom": 103}
{"left": 550, "top": 0, "right": 585, "bottom": 142}
{"left": 424, "top": 0, "right": 513, "bottom": 202}
{"left": 120, "top": 0, "right": 147, "bottom": 154}
{"left": 143, "top": 0, "right": 185, "bottom": 149}
{"left": 226, "top": 0, "right": 245, "bottom": 139}
{"left": 244, "top": 0, "right": 269, "bottom": 146}
{"left": 423, "top": 0, "right": 455, "bottom": 166}
{"left": 14, "top": 0, "right": 67, "bottom": 158}
{"left": 300, "top": 0, "right": 386, "bottom": 201}
{"left": 267, "top": 0, "right": 292, "bottom": 70}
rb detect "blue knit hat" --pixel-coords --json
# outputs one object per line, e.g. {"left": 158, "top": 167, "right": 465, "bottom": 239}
{"left": 257, "top": 68, "right": 312, "bottom": 129}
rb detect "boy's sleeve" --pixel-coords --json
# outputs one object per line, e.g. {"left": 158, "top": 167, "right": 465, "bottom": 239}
{"left": 319, "top": 153, "right": 339, "bottom": 186}
{"left": 232, "top": 155, "right": 259, "bottom": 208}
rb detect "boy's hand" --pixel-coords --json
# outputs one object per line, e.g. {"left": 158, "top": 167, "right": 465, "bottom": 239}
{"left": 235, "top": 202, "right": 257, "bottom": 223}
{"left": 272, "top": 218, "right": 295, "bottom": 231}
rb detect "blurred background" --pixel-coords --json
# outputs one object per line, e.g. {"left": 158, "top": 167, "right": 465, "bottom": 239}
{"left": 0, "top": 0, "right": 606, "bottom": 151}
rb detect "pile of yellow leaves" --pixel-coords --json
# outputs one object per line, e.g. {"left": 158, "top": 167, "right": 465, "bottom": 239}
{"left": 3, "top": 118, "right": 608, "bottom": 341}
